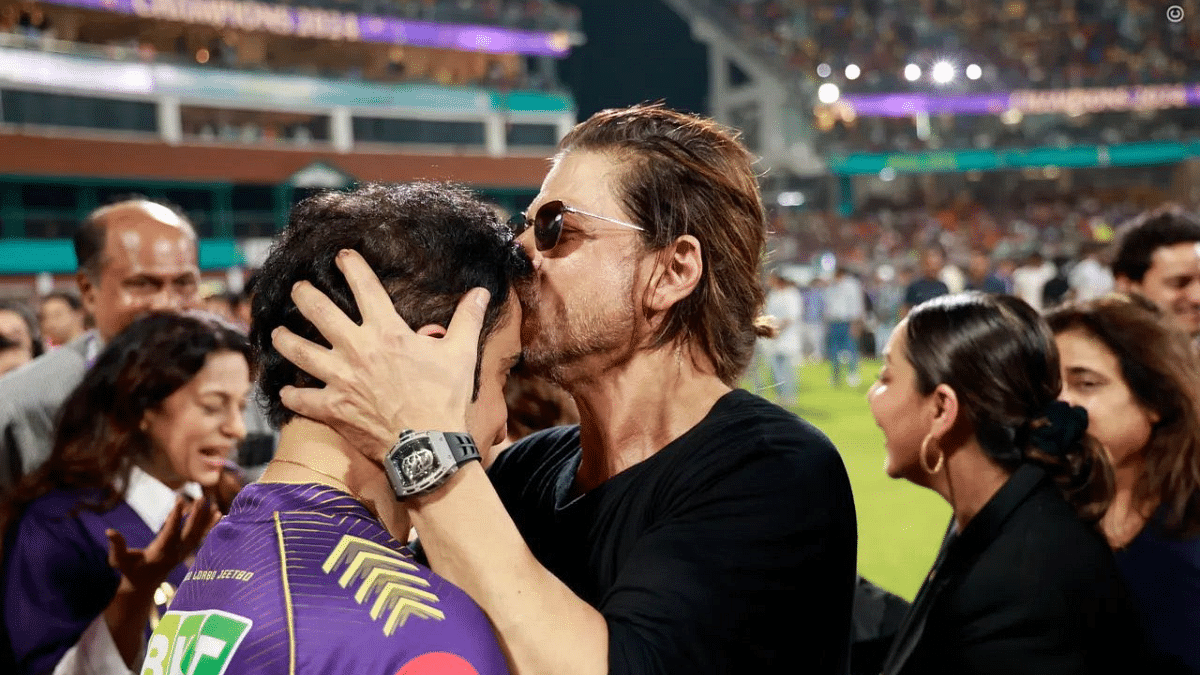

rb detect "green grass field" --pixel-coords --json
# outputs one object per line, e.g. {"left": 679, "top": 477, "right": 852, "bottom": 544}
{"left": 745, "top": 358, "right": 951, "bottom": 601}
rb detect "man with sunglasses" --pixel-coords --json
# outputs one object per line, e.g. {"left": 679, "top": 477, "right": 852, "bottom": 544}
{"left": 273, "top": 104, "right": 858, "bottom": 675}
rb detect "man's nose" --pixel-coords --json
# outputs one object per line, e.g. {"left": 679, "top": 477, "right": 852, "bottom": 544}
{"left": 516, "top": 229, "right": 543, "bottom": 270}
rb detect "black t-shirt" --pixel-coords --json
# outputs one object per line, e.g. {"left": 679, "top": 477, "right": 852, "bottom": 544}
{"left": 488, "top": 389, "right": 858, "bottom": 675}
{"left": 904, "top": 278, "right": 949, "bottom": 308}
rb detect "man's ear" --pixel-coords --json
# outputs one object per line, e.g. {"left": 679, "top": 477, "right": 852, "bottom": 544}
{"left": 1114, "top": 275, "right": 1137, "bottom": 294}
{"left": 416, "top": 324, "right": 447, "bottom": 338}
{"left": 645, "top": 235, "right": 703, "bottom": 313}
{"left": 76, "top": 271, "right": 97, "bottom": 317}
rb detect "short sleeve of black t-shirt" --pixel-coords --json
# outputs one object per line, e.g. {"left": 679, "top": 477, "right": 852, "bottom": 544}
{"left": 488, "top": 389, "right": 858, "bottom": 675}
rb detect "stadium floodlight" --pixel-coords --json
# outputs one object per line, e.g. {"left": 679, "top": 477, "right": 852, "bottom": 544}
{"left": 904, "top": 63, "right": 921, "bottom": 81}
{"left": 817, "top": 63, "right": 832, "bottom": 78}
{"left": 817, "top": 83, "right": 841, "bottom": 104}
{"left": 845, "top": 64, "right": 861, "bottom": 80}
{"left": 777, "top": 191, "right": 806, "bottom": 207}
{"left": 966, "top": 63, "right": 982, "bottom": 80}
{"left": 931, "top": 60, "right": 955, "bottom": 84}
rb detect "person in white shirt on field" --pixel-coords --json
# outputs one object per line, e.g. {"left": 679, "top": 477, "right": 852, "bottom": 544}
{"left": 759, "top": 272, "right": 803, "bottom": 405}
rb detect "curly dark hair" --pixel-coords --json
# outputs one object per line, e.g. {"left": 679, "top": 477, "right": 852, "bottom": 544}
{"left": 905, "top": 292, "right": 1115, "bottom": 524}
{"left": 251, "top": 182, "right": 533, "bottom": 428}
{"left": 0, "top": 312, "right": 250, "bottom": 539}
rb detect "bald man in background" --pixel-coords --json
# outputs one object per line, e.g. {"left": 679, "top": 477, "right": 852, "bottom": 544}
{"left": 0, "top": 200, "right": 201, "bottom": 494}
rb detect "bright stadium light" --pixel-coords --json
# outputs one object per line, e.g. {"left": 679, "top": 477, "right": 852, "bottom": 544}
{"left": 776, "top": 191, "right": 806, "bottom": 207}
{"left": 966, "top": 63, "right": 982, "bottom": 80}
{"left": 817, "top": 63, "right": 832, "bottom": 78}
{"left": 904, "top": 63, "right": 921, "bottom": 81}
{"left": 931, "top": 60, "right": 955, "bottom": 84}
{"left": 845, "top": 63, "right": 861, "bottom": 80}
{"left": 817, "top": 82, "right": 841, "bottom": 104}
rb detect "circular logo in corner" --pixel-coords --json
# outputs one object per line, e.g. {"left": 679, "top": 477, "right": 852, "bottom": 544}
{"left": 396, "top": 652, "right": 480, "bottom": 675}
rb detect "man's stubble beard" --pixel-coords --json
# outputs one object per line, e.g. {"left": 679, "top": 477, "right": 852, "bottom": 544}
{"left": 517, "top": 275, "right": 638, "bottom": 388}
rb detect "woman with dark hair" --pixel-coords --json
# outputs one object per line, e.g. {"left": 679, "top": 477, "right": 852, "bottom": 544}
{"left": 869, "top": 292, "right": 1145, "bottom": 675}
{"left": 1048, "top": 294, "right": 1200, "bottom": 673}
{"left": 0, "top": 312, "right": 252, "bottom": 674}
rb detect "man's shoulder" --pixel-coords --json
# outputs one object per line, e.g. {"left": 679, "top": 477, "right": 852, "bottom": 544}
{"left": 675, "top": 390, "right": 846, "bottom": 480}
{"left": 491, "top": 426, "right": 580, "bottom": 476}
{"left": 0, "top": 339, "right": 89, "bottom": 409}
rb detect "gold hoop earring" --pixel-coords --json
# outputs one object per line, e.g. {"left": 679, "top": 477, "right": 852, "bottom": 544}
{"left": 919, "top": 435, "right": 945, "bottom": 474}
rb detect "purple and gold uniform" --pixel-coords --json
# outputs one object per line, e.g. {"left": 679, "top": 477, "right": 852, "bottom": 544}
{"left": 142, "top": 483, "right": 508, "bottom": 675}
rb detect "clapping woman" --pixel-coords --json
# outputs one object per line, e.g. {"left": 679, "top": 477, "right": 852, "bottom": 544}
{"left": 1048, "top": 294, "right": 1200, "bottom": 673}
{"left": 869, "top": 292, "right": 1145, "bottom": 675}
{"left": 0, "top": 312, "right": 251, "bottom": 674}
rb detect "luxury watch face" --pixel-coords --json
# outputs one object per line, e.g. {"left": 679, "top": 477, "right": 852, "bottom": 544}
{"left": 400, "top": 439, "right": 440, "bottom": 484}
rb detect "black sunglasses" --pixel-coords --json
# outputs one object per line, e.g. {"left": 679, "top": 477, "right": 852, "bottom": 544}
{"left": 507, "top": 200, "right": 645, "bottom": 252}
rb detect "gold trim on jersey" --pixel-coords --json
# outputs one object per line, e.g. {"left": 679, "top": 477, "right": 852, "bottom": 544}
{"left": 274, "top": 512, "right": 297, "bottom": 675}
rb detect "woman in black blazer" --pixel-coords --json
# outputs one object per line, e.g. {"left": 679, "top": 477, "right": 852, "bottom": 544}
{"left": 868, "top": 292, "right": 1148, "bottom": 675}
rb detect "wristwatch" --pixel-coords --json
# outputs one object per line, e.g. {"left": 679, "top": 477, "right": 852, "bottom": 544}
{"left": 383, "top": 430, "right": 480, "bottom": 499}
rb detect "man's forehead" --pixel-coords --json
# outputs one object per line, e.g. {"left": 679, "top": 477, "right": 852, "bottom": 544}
{"left": 1150, "top": 241, "right": 1200, "bottom": 272}
{"left": 533, "top": 151, "right": 625, "bottom": 212}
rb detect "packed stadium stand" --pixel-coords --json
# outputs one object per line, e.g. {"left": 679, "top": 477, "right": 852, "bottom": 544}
{"left": 0, "top": 0, "right": 581, "bottom": 295}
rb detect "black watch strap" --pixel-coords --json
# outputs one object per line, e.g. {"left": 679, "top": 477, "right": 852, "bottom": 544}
{"left": 441, "top": 431, "right": 481, "bottom": 466}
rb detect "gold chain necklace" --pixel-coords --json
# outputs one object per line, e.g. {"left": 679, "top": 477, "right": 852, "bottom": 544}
{"left": 269, "top": 458, "right": 379, "bottom": 518}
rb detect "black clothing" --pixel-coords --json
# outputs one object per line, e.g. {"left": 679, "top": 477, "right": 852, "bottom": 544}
{"left": 904, "top": 278, "right": 949, "bottom": 308}
{"left": 489, "top": 389, "right": 858, "bottom": 675}
{"left": 882, "top": 464, "right": 1146, "bottom": 675}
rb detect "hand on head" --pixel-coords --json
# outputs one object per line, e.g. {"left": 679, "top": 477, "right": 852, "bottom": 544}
{"left": 271, "top": 249, "right": 490, "bottom": 460}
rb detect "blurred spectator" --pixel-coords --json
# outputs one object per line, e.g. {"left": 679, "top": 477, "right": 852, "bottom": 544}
{"left": 1049, "top": 295, "right": 1200, "bottom": 674}
{"left": 0, "top": 313, "right": 247, "bottom": 674}
{"left": 800, "top": 277, "right": 827, "bottom": 362}
{"left": 203, "top": 290, "right": 240, "bottom": 326}
{"left": 964, "top": 249, "right": 1007, "bottom": 294}
{"left": 1041, "top": 255, "right": 1074, "bottom": 309}
{"left": 871, "top": 265, "right": 905, "bottom": 358}
{"left": 1012, "top": 251, "right": 1057, "bottom": 312}
{"left": 0, "top": 301, "right": 42, "bottom": 378}
{"left": 903, "top": 244, "right": 949, "bottom": 314}
{"left": 1112, "top": 210, "right": 1200, "bottom": 340}
{"left": 759, "top": 271, "right": 803, "bottom": 405}
{"left": 37, "top": 291, "right": 87, "bottom": 349}
{"left": 1068, "top": 241, "right": 1115, "bottom": 302}
{"left": 825, "top": 267, "right": 865, "bottom": 387}
{"left": 0, "top": 199, "right": 200, "bottom": 494}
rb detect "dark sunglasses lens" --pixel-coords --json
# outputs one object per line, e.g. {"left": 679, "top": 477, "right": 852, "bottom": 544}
{"left": 533, "top": 201, "right": 564, "bottom": 251}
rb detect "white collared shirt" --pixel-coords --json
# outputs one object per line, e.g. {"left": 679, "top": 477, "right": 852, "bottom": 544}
{"left": 52, "top": 466, "right": 202, "bottom": 675}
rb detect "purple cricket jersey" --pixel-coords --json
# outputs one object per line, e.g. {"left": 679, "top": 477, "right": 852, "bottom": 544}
{"left": 141, "top": 483, "right": 509, "bottom": 675}
{"left": 2, "top": 488, "right": 189, "bottom": 675}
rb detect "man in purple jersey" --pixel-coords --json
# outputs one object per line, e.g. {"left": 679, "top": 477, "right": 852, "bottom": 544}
{"left": 142, "top": 183, "right": 528, "bottom": 675}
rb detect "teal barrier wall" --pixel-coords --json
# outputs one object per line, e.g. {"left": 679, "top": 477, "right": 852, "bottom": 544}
{"left": 828, "top": 140, "right": 1200, "bottom": 175}
{"left": 0, "top": 238, "right": 243, "bottom": 274}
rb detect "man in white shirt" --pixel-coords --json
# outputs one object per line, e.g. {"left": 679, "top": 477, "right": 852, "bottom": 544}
{"left": 824, "top": 267, "right": 866, "bottom": 387}
{"left": 1068, "top": 241, "right": 1114, "bottom": 303}
{"left": 1012, "top": 251, "right": 1057, "bottom": 313}
{"left": 759, "top": 272, "right": 803, "bottom": 405}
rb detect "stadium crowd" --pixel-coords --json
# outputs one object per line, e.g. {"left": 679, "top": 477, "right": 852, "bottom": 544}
{"left": 0, "top": 105, "right": 1197, "bottom": 675}
{"left": 719, "top": 0, "right": 1199, "bottom": 92}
